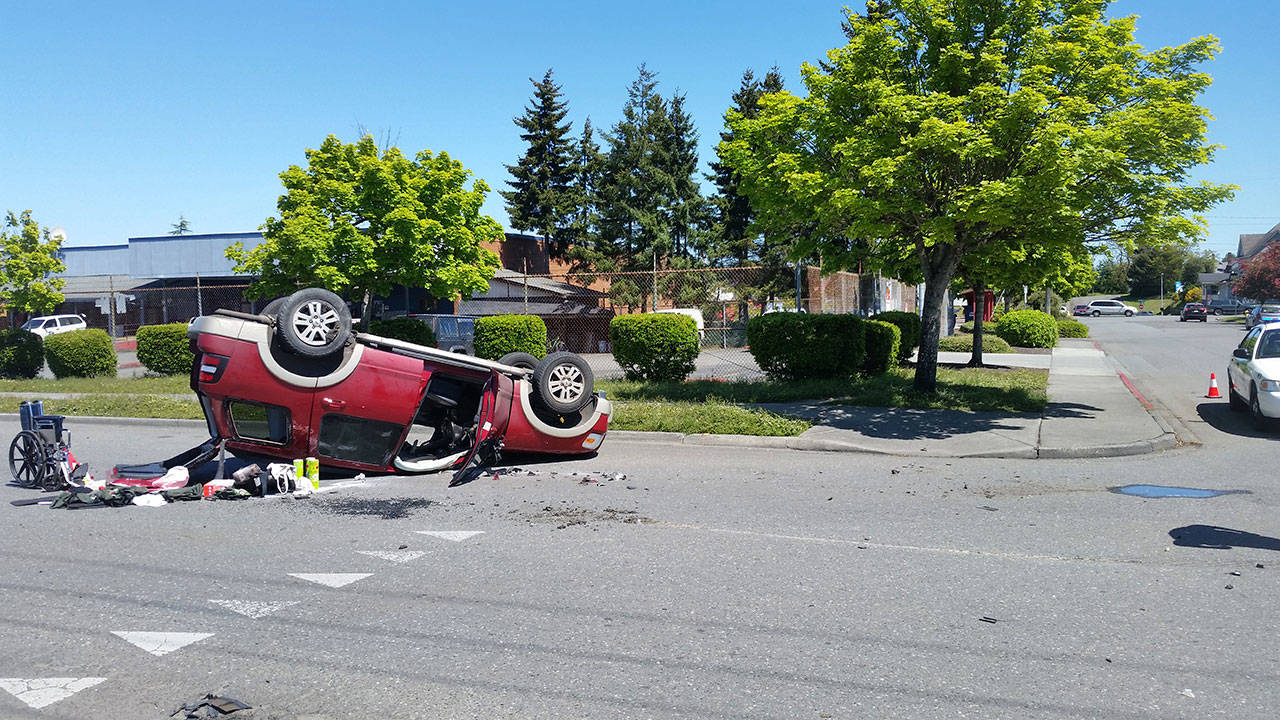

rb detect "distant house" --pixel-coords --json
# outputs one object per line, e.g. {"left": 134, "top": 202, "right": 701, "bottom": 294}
{"left": 1215, "top": 222, "right": 1280, "bottom": 302}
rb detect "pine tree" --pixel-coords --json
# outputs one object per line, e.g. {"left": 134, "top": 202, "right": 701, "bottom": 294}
{"left": 659, "top": 93, "right": 706, "bottom": 261}
{"left": 710, "top": 68, "right": 783, "bottom": 265}
{"left": 564, "top": 118, "right": 605, "bottom": 271}
{"left": 596, "top": 65, "right": 673, "bottom": 308}
{"left": 502, "top": 69, "right": 576, "bottom": 257}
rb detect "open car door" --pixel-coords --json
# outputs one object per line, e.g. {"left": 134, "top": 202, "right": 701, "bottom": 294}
{"left": 449, "top": 371, "right": 514, "bottom": 486}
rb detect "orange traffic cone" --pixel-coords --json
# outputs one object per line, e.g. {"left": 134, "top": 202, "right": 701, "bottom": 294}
{"left": 1206, "top": 372, "right": 1221, "bottom": 399}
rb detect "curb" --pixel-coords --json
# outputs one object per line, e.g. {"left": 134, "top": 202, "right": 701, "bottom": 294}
{"left": 0, "top": 413, "right": 207, "bottom": 428}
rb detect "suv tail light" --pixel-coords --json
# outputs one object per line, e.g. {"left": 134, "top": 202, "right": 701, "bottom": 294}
{"left": 198, "top": 353, "right": 229, "bottom": 383}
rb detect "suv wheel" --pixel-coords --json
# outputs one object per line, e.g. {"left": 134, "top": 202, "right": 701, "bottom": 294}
{"left": 533, "top": 351, "right": 594, "bottom": 415}
{"left": 1124, "top": 309, "right": 1134, "bottom": 317}
{"left": 1091, "top": 310, "right": 1101, "bottom": 317}
{"left": 277, "top": 288, "right": 352, "bottom": 357}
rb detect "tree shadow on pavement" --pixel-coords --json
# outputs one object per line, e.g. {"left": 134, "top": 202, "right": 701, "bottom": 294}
{"left": 1195, "top": 401, "right": 1279, "bottom": 439}
{"left": 1169, "top": 524, "right": 1280, "bottom": 551}
{"left": 804, "top": 406, "right": 1027, "bottom": 440}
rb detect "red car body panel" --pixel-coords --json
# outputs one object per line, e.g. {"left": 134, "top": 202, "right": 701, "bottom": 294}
{"left": 187, "top": 313, "right": 609, "bottom": 474}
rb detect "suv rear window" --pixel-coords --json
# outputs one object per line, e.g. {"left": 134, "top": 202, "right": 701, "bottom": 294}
{"left": 228, "top": 401, "right": 291, "bottom": 444}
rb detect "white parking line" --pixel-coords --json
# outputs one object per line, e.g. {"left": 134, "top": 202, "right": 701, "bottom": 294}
{"left": 415, "top": 531, "right": 485, "bottom": 542}
{"left": 0, "top": 678, "right": 105, "bottom": 709}
{"left": 209, "top": 600, "right": 300, "bottom": 619}
{"left": 288, "top": 573, "right": 372, "bottom": 588}
{"left": 110, "top": 632, "right": 214, "bottom": 657}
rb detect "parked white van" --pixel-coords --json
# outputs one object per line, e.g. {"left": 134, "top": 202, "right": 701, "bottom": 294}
{"left": 20, "top": 314, "right": 87, "bottom": 337}
{"left": 655, "top": 308, "right": 705, "bottom": 339}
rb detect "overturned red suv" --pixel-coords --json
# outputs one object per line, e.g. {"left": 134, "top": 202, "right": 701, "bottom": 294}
{"left": 186, "top": 288, "right": 611, "bottom": 482}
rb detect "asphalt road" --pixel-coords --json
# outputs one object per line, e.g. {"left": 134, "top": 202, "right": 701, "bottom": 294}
{"left": 3, "top": 319, "right": 1279, "bottom": 719}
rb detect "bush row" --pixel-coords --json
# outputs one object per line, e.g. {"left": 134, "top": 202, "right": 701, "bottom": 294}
{"left": 744, "top": 313, "right": 910, "bottom": 381}
{"left": 44, "top": 329, "right": 117, "bottom": 378}
{"left": 610, "top": 313, "right": 700, "bottom": 382}
{"left": 938, "top": 333, "right": 1013, "bottom": 353}
{"left": 474, "top": 315, "right": 547, "bottom": 360}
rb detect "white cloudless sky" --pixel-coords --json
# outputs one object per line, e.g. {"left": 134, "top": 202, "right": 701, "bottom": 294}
{"left": 1, "top": 1, "right": 1274, "bottom": 261}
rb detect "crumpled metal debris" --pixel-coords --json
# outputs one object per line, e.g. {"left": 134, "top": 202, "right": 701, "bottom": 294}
{"left": 170, "top": 693, "right": 252, "bottom": 718}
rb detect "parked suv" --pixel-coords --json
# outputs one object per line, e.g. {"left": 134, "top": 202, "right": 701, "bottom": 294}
{"left": 20, "top": 314, "right": 87, "bottom": 337}
{"left": 1077, "top": 300, "right": 1134, "bottom": 317}
{"left": 1206, "top": 298, "right": 1252, "bottom": 315}
{"left": 406, "top": 314, "right": 477, "bottom": 355}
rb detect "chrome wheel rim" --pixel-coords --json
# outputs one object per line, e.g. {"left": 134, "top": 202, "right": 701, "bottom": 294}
{"left": 291, "top": 300, "right": 340, "bottom": 346}
{"left": 547, "top": 364, "right": 585, "bottom": 405}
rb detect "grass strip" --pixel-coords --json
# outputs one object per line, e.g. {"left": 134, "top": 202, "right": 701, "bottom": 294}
{"left": 0, "top": 395, "right": 203, "bottom": 419}
{"left": 611, "top": 399, "right": 810, "bottom": 436}
{"left": 602, "top": 365, "right": 1047, "bottom": 413}
{"left": 0, "top": 375, "right": 191, "bottom": 394}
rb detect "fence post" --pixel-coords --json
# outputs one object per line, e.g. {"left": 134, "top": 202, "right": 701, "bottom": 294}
{"left": 196, "top": 273, "right": 204, "bottom": 316}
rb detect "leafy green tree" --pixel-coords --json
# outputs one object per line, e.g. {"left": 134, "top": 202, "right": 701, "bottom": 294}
{"left": 1, "top": 210, "right": 66, "bottom": 315}
{"left": 722, "top": 1, "right": 1234, "bottom": 391}
{"left": 502, "top": 69, "right": 577, "bottom": 258}
{"left": 1181, "top": 249, "right": 1217, "bottom": 287}
{"left": 228, "top": 134, "right": 501, "bottom": 325}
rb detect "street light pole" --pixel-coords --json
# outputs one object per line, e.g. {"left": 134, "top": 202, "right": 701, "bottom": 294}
{"left": 1160, "top": 274, "right": 1164, "bottom": 311}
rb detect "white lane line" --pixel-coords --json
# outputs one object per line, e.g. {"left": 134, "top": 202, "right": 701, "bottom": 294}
{"left": 357, "top": 550, "right": 425, "bottom": 563}
{"left": 110, "top": 631, "right": 214, "bottom": 657}
{"left": 209, "top": 600, "right": 300, "bottom": 618}
{"left": 0, "top": 678, "right": 106, "bottom": 709}
{"left": 415, "top": 531, "right": 485, "bottom": 542}
{"left": 288, "top": 573, "right": 372, "bottom": 588}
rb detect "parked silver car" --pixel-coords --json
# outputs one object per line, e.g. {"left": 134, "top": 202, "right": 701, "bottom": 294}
{"left": 1245, "top": 303, "right": 1280, "bottom": 330}
{"left": 1081, "top": 300, "right": 1134, "bottom": 317}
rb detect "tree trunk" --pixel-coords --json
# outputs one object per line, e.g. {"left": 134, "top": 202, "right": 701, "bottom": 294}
{"left": 914, "top": 248, "right": 964, "bottom": 394}
{"left": 969, "top": 282, "right": 986, "bottom": 367}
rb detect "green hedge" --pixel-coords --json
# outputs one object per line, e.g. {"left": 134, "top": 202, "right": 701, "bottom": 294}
{"left": 44, "top": 328, "right": 117, "bottom": 378}
{"left": 874, "top": 311, "right": 920, "bottom": 364}
{"left": 0, "top": 329, "right": 43, "bottom": 378}
{"left": 473, "top": 315, "right": 547, "bottom": 360}
{"left": 1056, "top": 317, "right": 1089, "bottom": 338}
{"left": 862, "top": 320, "right": 901, "bottom": 375}
{"left": 136, "top": 323, "right": 195, "bottom": 375}
{"left": 994, "top": 310, "right": 1058, "bottom": 348}
{"left": 610, "top": 313, "right": 699, "bottom": 382}
{"left": 369, "top": 317, "right": 436, "bottom": 347}
{"left": 746, "top": 313, "right": 865, "bottom": 381}
{"left": 960, "top": 320, "right": 998, "bottom": 334}
{"left": 939, "top": 333, "right": 1013, "bottom": 353}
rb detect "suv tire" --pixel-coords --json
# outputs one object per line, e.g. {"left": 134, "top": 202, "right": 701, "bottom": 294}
{"left": 533, "top": 351, "right": 594, "bottom": 415}
{"left": 277, "top": 288, "right": 352, "bottom": 358}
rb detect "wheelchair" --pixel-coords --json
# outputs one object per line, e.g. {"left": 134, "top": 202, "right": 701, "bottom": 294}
{"left": 9, "top": 408, "right": 79, "bottom": 490}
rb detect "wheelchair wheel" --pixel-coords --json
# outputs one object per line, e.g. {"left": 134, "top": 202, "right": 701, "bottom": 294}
{"left": 9, "top": 431, "right": 48, "bottom": 489}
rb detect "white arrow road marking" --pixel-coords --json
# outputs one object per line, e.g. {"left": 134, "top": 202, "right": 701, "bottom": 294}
{"left": 209, "top": 600, "right": 300, "bottom": 618}
{"left": 288, "top": 573, "right": 372, "bottom": 588}
{"left": 111, "top": 632, "right": 214, "bottom": 657}
{"left": 415, "top": 531, "right": 485, "bottom": 542}
{"left": 0, "top": 678, "right": 105, "bottom": 709}
{"left": 357, "top": 550, "right": 425, "bottom": 563}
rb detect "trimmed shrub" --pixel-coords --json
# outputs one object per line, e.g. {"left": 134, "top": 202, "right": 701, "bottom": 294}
{"left": 959, "top": 320, "right": 998, "bottom": 334}
{"left": 136, "top": 323, "right": 195, "bottom": 375}
{"left": 610, "top": 313, "right": 699, "bottom": 382}
{"left": 874, "top": 311, "right": 920, "bottom": 364}
{"left": 473, "top": 315, "right": 547, "bottom": 360}
{"left": 862, "top": 320, "right": 901, "bottom": 374}
{"left": 44, "top": 328, "right": 117, "bottom": 378}
{"left": 994, "top": 309, "right": 1058, "bottom": 348}
{"left": 0, "top": 329, "right": 43, "bottom": 378}
{"left": 1056, "top": 317, "right": 1089, "bottom": 338}
{"left": 939, "top": 333, "right": 1013, "bottom": 353}
{"left": 369, "top": 317, "right": 436, "bottom": 347}
{"left": 746, "top": 313, "right": 865, "bottom": 381}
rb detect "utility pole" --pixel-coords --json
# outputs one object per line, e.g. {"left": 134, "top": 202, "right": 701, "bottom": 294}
{"left": 1160, "top": 274, "right": 1164, "bottom": 312}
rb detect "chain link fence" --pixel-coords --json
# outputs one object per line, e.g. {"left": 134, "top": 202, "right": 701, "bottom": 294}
{"left": 23, "top": 266, "right": 918, "bottom": 381}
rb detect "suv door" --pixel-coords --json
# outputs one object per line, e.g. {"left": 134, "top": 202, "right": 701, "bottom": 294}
{"left": 309, "top": 348, "right": 425, "bottom": 470}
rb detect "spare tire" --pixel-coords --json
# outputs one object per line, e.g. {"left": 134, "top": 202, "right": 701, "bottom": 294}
{"left": 498, "top": 352, "right": 539, "bottom": 371}
{"left": 277, "top": 288, "right": 352, "bottom": 357}
{"left": 533, "top": 351, "right": 594, "bottom": 414}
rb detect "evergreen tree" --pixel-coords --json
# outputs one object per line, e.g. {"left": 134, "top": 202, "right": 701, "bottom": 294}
{"left": 565, "top": 118, "right": 605, "bottom": 271}
{"left": 658, "top": 93, "right": 707, "bottom": 261}
{"left": 595, "top": 65, "right": 673, "bottom": 309}
{"left": 709, "top": 68, "right": 783, "bottom": 265}
{"left": 502, "top": 69, "right": 577, "bottom": 257}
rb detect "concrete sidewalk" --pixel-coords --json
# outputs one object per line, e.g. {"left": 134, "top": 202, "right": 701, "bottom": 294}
{"left": 620, "top": 338, "right": 1176, "bottom": 459}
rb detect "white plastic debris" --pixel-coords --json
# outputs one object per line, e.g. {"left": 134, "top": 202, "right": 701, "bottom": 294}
{"left": 152, "top": 465, "right": 190, "bottom": 489}
{"left": 132, "top": 493, "right": 167, "bottom": 507}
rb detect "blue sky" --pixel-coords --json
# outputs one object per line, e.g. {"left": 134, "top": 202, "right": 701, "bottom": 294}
{"left": 2, "top": 1, "right": 1275, "bottom": 262}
